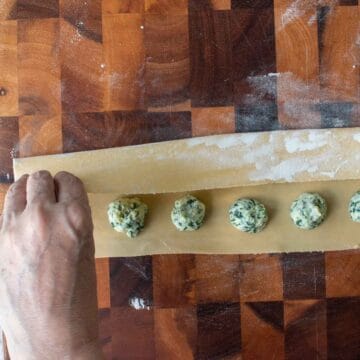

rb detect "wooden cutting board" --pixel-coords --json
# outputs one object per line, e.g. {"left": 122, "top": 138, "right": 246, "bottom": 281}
{"left": 0, "top": 0, "right": 359, "bottom": 359}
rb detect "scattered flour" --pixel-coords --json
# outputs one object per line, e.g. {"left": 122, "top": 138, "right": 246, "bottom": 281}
{"left": 187, "top": 133, "right": 261, "bottom": 149}
{"left": 284, "top": 130, "right": 330, "bottom": 153}
{"left": 353, "top": 133, "right": 360, "bottom": 143}
{"left": 280, "top": 0, "right": 339, "bottom": 29}
{"left": 129, "top": 297, "right": 151, "bottom": 310}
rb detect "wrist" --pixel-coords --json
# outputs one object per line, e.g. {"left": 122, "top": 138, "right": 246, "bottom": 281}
{"left": 4, "top": 323, "right": 103, "bottom": 360}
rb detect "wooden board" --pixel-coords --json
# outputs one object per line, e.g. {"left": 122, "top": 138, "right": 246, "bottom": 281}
{"left": 1, "top": 1, "right": 359, "bottom": 359}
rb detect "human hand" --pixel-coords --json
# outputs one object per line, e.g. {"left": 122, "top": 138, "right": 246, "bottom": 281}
{"left": 0, "top": 171, "right": 103, "bottom": 359}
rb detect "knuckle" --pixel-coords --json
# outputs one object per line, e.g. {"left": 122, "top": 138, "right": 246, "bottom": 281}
{"left": 66, "top": 201, "right": 92, "bottom": 232}
{"left": 8, "top": 178, "right": 25, "bottom": 194}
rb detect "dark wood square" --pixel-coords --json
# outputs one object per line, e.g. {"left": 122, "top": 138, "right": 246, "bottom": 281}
{"left": 231, "top": 0, "right": 273, "bottom": 8}
{"left": 16, "top": 0, "right": 59, "bottom": 19}
{"left": 339, "top": 0, "right": 358, "bottom": 5}
{"left": 235, "top": 103, "right": 279, "bottom": 132}
{"left": 60, "top": 0, "right": 102, "bottom": 42}
{"left": 231, "top": 8, "right": 276, "bottom": 106}
{"left": 0, "top": 117, "right": 18, "bottom": 183}
{"left": 62, "top": 111, "right": 192, "bottom": 152}
{"left": 319, "top": 102, "right": 354, "bottom": 128}
{"left": 282, "top": 252, "right": 326, "bottom": 300}
{"left": 197, "top": 302, "right": 241, "bottom": 359}
{"left": 98, "top": 308, "right": 111, "bottom": 359}
{"left": 189, "top": 9, "right": 234, "bottom": 107}
{"left": 327, "top": 297, "right": 360, "bottom": 360}
{"left": 110, "top": 256, "right": 153, "bottom": 308}
{"left": 285, "top": 300, "right": 327, "bottom": 359}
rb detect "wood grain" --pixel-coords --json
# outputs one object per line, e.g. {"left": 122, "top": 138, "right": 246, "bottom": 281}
{"left": 95, "top": 258, "right": 110, "bottom": 309}
{"left": 98, "top": 309, "right": 112, "bottom": 359}
{"left": 18, "top": 19, "right": 61, "bottom": 116}
{"left": 0, "top": 184, "right": 10, "bottom": 214}
{"left": 325, "top": 250, "right": 360, "bottom": 298}
{"left": 110, "top": 256, "right": 153, "bottom": 308}
{"left": 154, "top": 308, "right": 197, "bottom": 359}
{"left": 145, "top": 14, "right": 190, "bottom": 111}
{"left": 284, "top": 300, "right": 327, "bottom": 359}
{"left": 62, "top": 111, "right": 192, "bottom": 152}
{"left": 16, "top": 0, "right": 59, "bottom": 19}
{"left": 327, "top": 297, "right": 360, "bottom": 360}
{"left": 0, "top": 21, "right": 18, "bottom": 116}
{"left": 319, "top": 6, "right": 359, "bottom": 103}
{"left": 189, "top": 0, "right": 231, "bottom": 10}
{"left": 274, "top": 0, "right": 321, "bottom": 129}
{"left": 339, "top": 0, "right": 358, "bottom": 4}
{"left": 60, "top": 0, "right": 105, "bottom": 113}
{"left": 102, "top": 0, "right": 145, "bottom": 14}
{"left": 60, "top": 0, "right": 102, "bottom": 41}
{"left": 111, "top": 307, "right": 155, "bottom": 359}
{"left": 241, "top": 301, "right": 285, "bottom": 359}
{"left": 19, "top": 115, "right": 62, "bottom": 157}
{"left": 231, "top": 7, "right": 278, "bottom": 131}
{"left": 197, "top": 302, "right": 241, "bottom": 359}
{"left": 0, "top": 0, "right": 16, "bottom": 20}
{"left": 153, "top": 255, "right": 196, "bottom": 307}
{"left": 239, "top": 254, "right": 283, "bottom": 302}
{"left": 191, "top": 106, "right": 235, "bottom": 136}
{"left": 195, "top": 255, "right": 239, "bottom": 303}
{"left": 145, "top": 0, "right": 188, "bottom": 14}
{"left": 282, "top": 253, "right": 325, "bottom": 300}
{"left": 103, "top": 14, "right": 145, "bottom": 111}
{"left": 232, "top": 0, "right": 274, "bottom": 7}
{"left": 0, "top": 117, "right": 18, "bottom": 182}
{"left": 232, "top": 7, "right": 276, "bottom": 105}
{"left": 189, "top": 9, "right": 233, "bottom": 107}
{"left": 235, "top": 102, "right": 279, "bottom": 132}
{"left": 318, "top": 101, "right": 354, "bottom": 128}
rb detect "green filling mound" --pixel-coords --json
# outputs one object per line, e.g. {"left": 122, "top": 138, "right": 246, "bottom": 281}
{"left": 108, "top": 197, "right": 148, "bottom": 238}
{"left": 171, "top": 195, "right": 206, "bottom": 231}
{"left": 349, "top": 191, "right": 360, "bottom": 223}
{"left": 229, "top": 198, "right": 268, "bottom": 233}
{"left": 290, "top": 193, "right": 327, "bottom": 230}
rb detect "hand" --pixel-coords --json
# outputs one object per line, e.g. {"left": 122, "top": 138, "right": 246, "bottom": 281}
{"left": 0, "top": 171, "right": 103, "bottom": 359}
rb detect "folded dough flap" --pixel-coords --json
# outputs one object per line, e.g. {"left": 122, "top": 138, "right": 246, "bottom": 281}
{"left": 13, "top": 127, "right": 360, "bottom": 195}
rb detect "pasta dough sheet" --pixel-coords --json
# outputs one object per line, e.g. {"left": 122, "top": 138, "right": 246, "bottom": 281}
{"left": 91, "top": 180, "right": 360, "bottom": 258}
{"left": 13, "top": 128, "right": 360, "bottom": 257}
{"left": 13, "top": 128, "right": 360, "bottom": 194}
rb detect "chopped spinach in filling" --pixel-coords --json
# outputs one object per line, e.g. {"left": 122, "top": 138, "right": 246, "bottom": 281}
{"left": 349, "top": 191, "right": 360, "bottom": 223}
{"left": 229, "top": 198, "right": 268, "bottom": 233}
{"left": 290, "top": 193, "right": 327, "bottom": 230}
{"left": 171, "top": 195, "right": 206, "bottom": 231}
{"left": 107, "top": 197, "right": 148, "bottom": 238}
